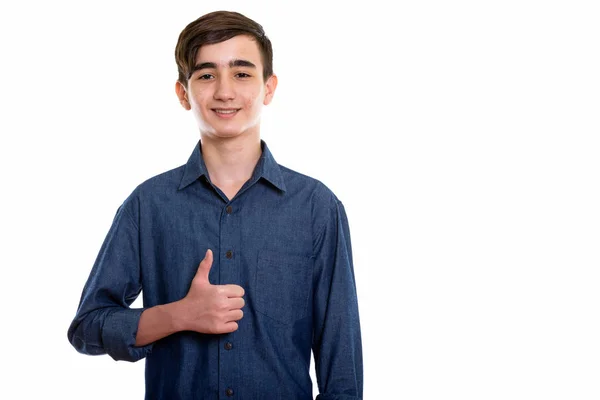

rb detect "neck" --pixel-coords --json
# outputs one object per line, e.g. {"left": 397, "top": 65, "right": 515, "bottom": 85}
{"left": 200, "top": 133, "right": 262, "bottom": 186}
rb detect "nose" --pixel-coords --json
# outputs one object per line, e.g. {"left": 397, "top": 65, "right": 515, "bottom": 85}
{"left": 213, "top": 76, "right": 235, "bottom": 101}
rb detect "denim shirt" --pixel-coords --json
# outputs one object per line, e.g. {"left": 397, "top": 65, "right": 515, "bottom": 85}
{"left": 68, "top": 140, "right": 362, "bottom": 400}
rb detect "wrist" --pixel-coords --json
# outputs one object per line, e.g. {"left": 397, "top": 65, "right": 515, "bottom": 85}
{"left": 167, "top": 300, "right": 188, "bottom": 332}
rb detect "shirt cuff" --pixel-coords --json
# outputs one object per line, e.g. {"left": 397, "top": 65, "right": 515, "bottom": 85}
{"left": 102, "top": 308, "right": 153, "bottom": 362}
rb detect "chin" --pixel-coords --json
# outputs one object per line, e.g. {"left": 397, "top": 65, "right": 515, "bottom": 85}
{"left": 206, "top": 128, "right": 247, "bottom": 139}
{"left": 199, "top": 119, "right": 259, "bottom": 139}
{"left": 216, "top": 132, "right": 244, "bottom": 139}
{"left": 212, "top": 124, "right": 260, "bottom": 138}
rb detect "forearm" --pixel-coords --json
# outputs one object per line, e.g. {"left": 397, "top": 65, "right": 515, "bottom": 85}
{"left": 135, "top": 301, "right": 186, "bottom": 347}
{"left": 68, "top": 307, "right": 152, "bottom": 362}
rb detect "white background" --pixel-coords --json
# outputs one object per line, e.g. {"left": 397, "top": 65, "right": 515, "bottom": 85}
{"left": 1, "top": 0, "right": 599, "bottom": 399}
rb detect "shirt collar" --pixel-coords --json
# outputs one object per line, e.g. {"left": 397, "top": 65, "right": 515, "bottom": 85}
{"left": 178, "top": 139, "right": 287, "bottom": 192}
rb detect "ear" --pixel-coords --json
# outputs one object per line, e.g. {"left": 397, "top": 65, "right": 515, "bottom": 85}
{"left": 175, "top": 81, "right": 191, "bottom": 110}
{"left": 263, "top": 74, "right": 278, "bottom": 106}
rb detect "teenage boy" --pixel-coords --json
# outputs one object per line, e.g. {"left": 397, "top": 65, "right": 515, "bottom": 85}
{"left": 68, "top": 10, "right": 362, "bottom": 400}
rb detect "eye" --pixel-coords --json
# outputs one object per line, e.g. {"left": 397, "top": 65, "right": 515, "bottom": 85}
{"left": 236, "top": 72, "right": 251, "bottom": 78}
{"left": 198, "top": 73, "right": 214, "bottom": 80}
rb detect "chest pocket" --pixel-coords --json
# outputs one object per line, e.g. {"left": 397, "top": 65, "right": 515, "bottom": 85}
{"left": 254, "top": 250, "right": 313, "bottom": 325}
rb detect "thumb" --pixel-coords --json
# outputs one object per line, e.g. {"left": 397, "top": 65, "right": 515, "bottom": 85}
{"left": 194, "top": 249, "right": 213, "bottom": 284}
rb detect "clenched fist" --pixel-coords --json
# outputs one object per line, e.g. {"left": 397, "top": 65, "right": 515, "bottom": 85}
{"left": 177, "top": 249, "right": 245, "bottom": 334}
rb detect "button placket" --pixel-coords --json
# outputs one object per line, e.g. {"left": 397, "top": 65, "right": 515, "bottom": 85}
{"left": 220, "top": 202, "right": 237, "bottom": 398}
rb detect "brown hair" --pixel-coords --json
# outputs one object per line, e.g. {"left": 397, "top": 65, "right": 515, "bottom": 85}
{"left": 175, "top": 11, "right": 273, "bottom": 85}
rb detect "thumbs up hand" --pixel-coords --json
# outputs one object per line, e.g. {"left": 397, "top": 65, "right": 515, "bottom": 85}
{"left": 177, "top": 249, "right": 245, "bottom": 334}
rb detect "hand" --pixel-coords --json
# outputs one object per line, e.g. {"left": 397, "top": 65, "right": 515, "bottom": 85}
{"left": 177, "top": 249, "right": 245, "bottom": 334}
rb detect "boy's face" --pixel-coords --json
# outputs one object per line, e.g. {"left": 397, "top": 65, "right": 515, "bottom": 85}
{"left": 176, "top": 35, "right": 277, "bottom": 139}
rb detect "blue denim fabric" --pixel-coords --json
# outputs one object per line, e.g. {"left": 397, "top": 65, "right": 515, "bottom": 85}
{"left": 68, "top": 140, "right": 362, "bottom": 400}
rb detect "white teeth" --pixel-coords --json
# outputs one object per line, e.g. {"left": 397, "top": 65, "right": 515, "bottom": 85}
{"left": 214, "top": 109, "right": 237, "bottom": 114}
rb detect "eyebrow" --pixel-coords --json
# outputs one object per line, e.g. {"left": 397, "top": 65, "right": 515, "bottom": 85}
{"left": 188, "top": 59, "right": 257, "bottom": 79}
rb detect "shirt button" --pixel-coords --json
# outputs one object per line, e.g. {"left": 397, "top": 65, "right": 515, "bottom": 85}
{"left": 225, "top": 388, "right": 234, "bottom": 397}
{"left": 224, "top": 342, "right": 233, "bottom": 350}
{"left": 226, "top": 250, "right": 233, "bottom": 259}
{"left": 226, "top": 206, "right": 233, "bottom": 214}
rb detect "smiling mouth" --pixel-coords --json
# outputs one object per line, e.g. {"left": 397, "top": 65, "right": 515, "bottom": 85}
{"left": 212, "top": 108, "right": 240, "bottom": 115}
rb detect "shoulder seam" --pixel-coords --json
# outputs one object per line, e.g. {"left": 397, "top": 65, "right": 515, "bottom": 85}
{"left": 312, "top": 194, "right": 339, "bottom": 257}
{"left": 122, "top": 207, "right": 139, "bottom": 230}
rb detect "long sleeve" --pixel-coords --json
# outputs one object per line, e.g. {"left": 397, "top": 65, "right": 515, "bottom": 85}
{"left": 67, "top": 202, "right": 152, "bottom": 362}
{"left": 312, "top": 199, "right": 363, "bottom": 400}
